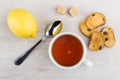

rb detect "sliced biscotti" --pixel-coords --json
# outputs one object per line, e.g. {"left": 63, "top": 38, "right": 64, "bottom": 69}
{"left": 89, "top": 31, "right": 105, "bottom": 51}
{"left": 101, "top": 26, "right": 116, "bottom": 47}
{"left": 80, "top": 20, "right": 99, "bottom": 37}
{"left": 86, "top": 12, "right": 106, "bottom": 29}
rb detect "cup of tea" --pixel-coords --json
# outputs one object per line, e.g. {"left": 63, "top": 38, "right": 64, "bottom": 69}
{"left": 49, "top": 32, "right": 93, "bottom": 69}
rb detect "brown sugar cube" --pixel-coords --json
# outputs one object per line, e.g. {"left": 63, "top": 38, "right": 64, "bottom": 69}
{"left": 57, "top": 5, "right": 67, "bottom": 15}
{"left": 69, "top": 7, "right": 79, "bottom": 16}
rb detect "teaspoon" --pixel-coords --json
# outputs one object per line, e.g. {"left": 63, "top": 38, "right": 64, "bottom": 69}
{"left": 14, "top": 20, "right": 63, "bottom": 65}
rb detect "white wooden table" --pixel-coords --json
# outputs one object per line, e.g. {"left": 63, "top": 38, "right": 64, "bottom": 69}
{"left": 0, "top": 0, "right": 120, "bottom": 80}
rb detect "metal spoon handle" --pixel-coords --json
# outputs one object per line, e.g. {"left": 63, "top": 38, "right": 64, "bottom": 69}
{"left": 14, "top": 36, "right": 46, "bottom": 65}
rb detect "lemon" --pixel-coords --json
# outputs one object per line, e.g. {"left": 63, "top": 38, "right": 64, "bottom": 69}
{"left": 7, "top": 8, "right": 38, "bottom": 38}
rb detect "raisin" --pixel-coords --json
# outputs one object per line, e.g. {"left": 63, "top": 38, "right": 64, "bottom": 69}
{"left": 99, "top": 45, "right": 103, "bottom": 50}
{"left": 105, "top": 38, "right": 108, "bottom": 41}
{"left": 109, "top": 28, "right": 111, "bottom": 30}
{"left": 103, "top": 31, "right": 108, "bottom": 35}
{"left": 87, "top": 28, "right": 91, "bottom": 31}
{"left": 92, "top": 14, "right": 95, "bottom": 17}
{"left": 103, "top": 18, "right": 105, "bottom": 21}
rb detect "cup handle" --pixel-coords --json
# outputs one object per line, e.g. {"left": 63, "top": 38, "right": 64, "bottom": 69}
{"left": 83, "top": 59, "right": 94, "bottom": 67}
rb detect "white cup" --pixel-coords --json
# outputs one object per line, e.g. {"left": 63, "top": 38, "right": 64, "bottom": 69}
{"left": 49, "top": 32, "right": 93, "bottom": 69}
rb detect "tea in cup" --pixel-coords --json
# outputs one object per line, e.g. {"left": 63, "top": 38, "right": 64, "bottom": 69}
{"left": 49, "top": 32, "right": 93, "bottom": 69}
